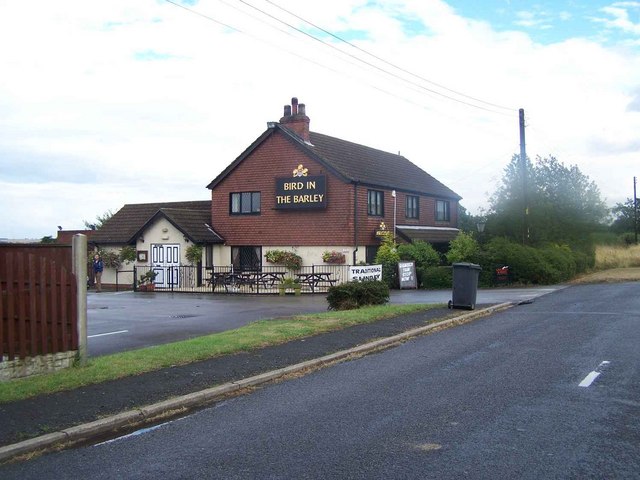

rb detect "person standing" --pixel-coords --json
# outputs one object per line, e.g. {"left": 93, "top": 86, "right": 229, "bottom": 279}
{"left": 93, "top": 254, "right": 104, "bottom": 292}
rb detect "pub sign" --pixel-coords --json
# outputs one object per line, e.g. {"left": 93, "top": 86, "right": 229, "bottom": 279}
{"left": 275, "top": 165, "right": 327, "bottom": 210}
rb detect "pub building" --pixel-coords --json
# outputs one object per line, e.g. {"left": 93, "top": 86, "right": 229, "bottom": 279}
{"left": 207, "top": 97, "right": 461, "bottom": 267}
{"left": 91, "top": 97, "right": 461, "bottom": 289}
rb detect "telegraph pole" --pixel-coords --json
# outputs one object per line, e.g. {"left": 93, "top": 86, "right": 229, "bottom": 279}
{"left": 519, "top": 108, "right": 529, "bottom": 244}
{"left": 634, "top": 176, "right": 638, "bottom": 244}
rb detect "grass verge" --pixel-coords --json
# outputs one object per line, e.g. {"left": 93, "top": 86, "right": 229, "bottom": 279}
{"left": 0, "top": 303, "right": 440, "bottom": 404}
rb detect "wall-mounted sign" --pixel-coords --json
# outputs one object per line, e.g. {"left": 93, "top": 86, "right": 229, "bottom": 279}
{"left": 349, "top": 264, "right": 383, "bottom": 282}
{"left": 275, "top": 167, "right": 327, "bottom": 210}
{"left": 375, "top": 221, "right": 391, "bottom": 239}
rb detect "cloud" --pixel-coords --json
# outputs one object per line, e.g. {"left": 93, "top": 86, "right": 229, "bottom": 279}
{"left": 1, "top": 0, "right": 639, "bottom": 238}
{"left": 595, "top": 2, "right": 640, "bottom": 35}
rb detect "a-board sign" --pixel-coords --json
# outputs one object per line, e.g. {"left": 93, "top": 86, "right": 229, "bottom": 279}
{"left": 398, "top": 261, "right": 417, "bottom": 289}
{"left": 349, "top": 264, "right": 382, "bottom": 282}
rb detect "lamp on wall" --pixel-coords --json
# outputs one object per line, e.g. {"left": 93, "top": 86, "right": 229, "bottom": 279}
{"left": 183, "top": 235, "right": 189, "bottom": 243}
{"left": 139, "top": 236, "right": 144, "bottom": 243}
{"left": 392, "top": 190, "right": 397, "bottom": 240}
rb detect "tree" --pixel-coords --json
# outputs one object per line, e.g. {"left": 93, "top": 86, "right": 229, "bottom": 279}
{"left": 488, "top": 155, "right": 607, "bottom": 245}
{"left": 610, "top": 198, "right": 637, "bottom": 234}
{"left": 83, "top": 210, "right": 114, "bottom": 230}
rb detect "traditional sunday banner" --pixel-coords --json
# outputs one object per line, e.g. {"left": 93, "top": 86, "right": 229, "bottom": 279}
{"left": 349, "top": 264, "right": 383, "bottom": 282}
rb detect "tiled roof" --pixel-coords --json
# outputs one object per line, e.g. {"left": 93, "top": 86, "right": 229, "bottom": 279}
{"left": 91, "top": 200, "right": 222, "bottom": 245}
{"left": 207, "top": 125, "right": 461, "bottom": 200}
{"left": 307, "top": 131, "right": 461, "bottom": 200}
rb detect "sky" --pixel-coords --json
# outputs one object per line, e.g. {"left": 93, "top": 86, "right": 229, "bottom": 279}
{"left": 1, "top": 0, "right": 639, "bottom": 239}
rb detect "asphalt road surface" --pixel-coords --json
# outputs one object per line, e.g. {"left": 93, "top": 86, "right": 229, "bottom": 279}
{"left": 3, "top": 282, "right": 638, "bottom": 479}
{"left": 87, "top": 286, "right": 560, "bottom": 356}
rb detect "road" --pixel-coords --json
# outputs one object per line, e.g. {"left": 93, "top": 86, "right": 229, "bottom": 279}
{"left": 3, "top": 282, "right": 638, "bottom": 478}
{"left": 87, "top": 286, "right": 560, "bottom": 356}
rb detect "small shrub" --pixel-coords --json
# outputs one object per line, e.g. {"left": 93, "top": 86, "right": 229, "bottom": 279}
{"left": 397, "top": 241, "right": 440, "bottom": 269}
{"left": 120, "top": 245, "right": 136, "bottom": 264}
{"left": 375, "top": 236, "right": 400, "bottom": 288}
{"left": 446, "top": 232, "right": 480, "bottom": 264}
{"left": 326, "top": 281, "right": 390, "bottom": 310}
{"left": 418, "top": 266, "right": 452, "bottom": 289}
{"left": 186, "top": 244, "right": 203, "bottom": 265}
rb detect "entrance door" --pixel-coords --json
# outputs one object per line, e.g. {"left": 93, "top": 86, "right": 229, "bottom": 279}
{"left": 151, "top": 244, "right": 180, "bottom": 288}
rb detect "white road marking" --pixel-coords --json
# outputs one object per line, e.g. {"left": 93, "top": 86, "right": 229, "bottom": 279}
{"left": 94, "top": 422, "right": 170, "bottom": 446}
{"left": 88, "top": 330, "right": 129, "bottom": 338}
{"left": 579, "top": 371, "right": 601, "bottom": 387}
{"left": 579, "top": 361, "right": 610, "bottom": 387}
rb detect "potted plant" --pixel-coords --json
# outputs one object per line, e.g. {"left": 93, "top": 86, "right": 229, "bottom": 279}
{"left": 265, "top": 249, "right": 303, "bottom": 270}
{"left": 278, "top": 277, "right": 301, "bottom": 296}
{"left": 138, "top": 270, "right": 158, "bottom": 292}
{"left": 322, "top": 250, "right": 346, "bottom": 264}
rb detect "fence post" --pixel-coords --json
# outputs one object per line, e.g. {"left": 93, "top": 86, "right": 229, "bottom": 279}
{"left": 72, "top": 234, "right": 88, "bottom": 366}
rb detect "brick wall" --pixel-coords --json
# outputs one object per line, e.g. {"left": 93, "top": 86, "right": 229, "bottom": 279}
{"left": 212, "top": 133, "right": 355, "bottom": 246}
{"left": 211, "top": 130, "right": 458, "bottom": 248}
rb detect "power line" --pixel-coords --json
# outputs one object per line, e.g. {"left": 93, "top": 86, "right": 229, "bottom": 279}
{"left": 264, "top": 0, "right": 516, "bottom": 113}
{"left": 161, "top": 0, "right": 458, "bottom": 113}
{"left": 236, "top": 0, "right": 514, "bottom": 115}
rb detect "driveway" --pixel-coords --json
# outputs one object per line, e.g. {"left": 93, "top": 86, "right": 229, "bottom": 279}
{"left": 87, "top": 286, "right": 563, "bottom": 357}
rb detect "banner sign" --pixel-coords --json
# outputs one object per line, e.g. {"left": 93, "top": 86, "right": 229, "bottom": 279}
{"left": 275, "top": 175, "right": 327, "bottom": 210}
{"left": 398, "top": 261, "right": 417, "bottom": 289}
{"left": 349, "top": 264, "right": 383, "bottom": 282}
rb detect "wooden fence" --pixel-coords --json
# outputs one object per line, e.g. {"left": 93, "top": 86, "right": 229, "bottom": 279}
{"left": 1, "top": 246, "right": 77, "bottom": 362}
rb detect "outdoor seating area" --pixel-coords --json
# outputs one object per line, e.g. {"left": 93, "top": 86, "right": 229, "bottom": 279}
{"left": 207, "top": 270, "right": 287, "bottom": 293}
{"left": 130, "top": 265, "right": 346, "bottom": 294}
{"left": 294, "top": 272, "right": 337, "bottom": 292}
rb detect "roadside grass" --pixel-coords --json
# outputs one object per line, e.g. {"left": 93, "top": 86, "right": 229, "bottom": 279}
{"left": 0, "top": 303, "right": 440, "bottom": 404}
{"left": 595, "top": 244, "right": 640, "bottom": 269}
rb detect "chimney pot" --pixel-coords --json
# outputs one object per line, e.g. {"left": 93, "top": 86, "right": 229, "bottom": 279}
{"left": 298, "top": 103, "right": 306, "bottom": 116}
{"left": 283, "top": 105, "right": 291, "bottom": 117}
{"left": 291, "top": 97, "right": 298, "bottom": 115}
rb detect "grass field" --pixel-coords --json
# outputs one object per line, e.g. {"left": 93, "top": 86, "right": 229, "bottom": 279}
{"left": 571, "top": 244, "right": 640, "bottom": 284}
{"left": 595, "top": 243, "right": 640, "bottom": 269}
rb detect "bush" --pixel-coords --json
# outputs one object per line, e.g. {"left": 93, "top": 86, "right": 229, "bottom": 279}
{"left": 397, "top": 240, "right": 440, "bottom": 269}
{"left": 480, "top": 238, "right": 586, "bottom": 285}
{"left": 418, "top": 266, "right": 452, "bottom": 289}
{"left": 186, "top": 244, "right": 203, "bottom": 265}
{"left": 326, "top": 281, "right": 390, "bottom": 310}
{"left": 375, "top": 236, "right": 400, "bottom": 288}
{"left": 120, "top": 245, "right": 137, "bottom": 264}
{"left": 446, "top": 232, "right": 480, "bottom": 264}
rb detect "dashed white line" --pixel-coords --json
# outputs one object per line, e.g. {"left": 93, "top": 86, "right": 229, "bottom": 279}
{"left": 579, "top": 361, "right": 610, "bottom": 387}
{"left": 88, "top": 330, "right": 129, "bottom": 338}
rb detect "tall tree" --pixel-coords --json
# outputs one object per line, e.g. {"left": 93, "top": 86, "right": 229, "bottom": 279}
{"left": 83, "top": 210, "right": 114, "bottom": 230}
{"left": 488, "top": 155, "right": 607, "bottom": 245}
{"left": 610, "top": 198, "right": 637, "bottom": 234}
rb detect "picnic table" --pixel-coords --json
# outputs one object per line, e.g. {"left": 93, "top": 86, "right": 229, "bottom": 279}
{"left": 294, "top": 272, "right": 337, "bottom": 292}
{"left": 251, "top": 271, "right": 287, "bottom": 288}
{"left": 208, "top": 271, "right": 253, "bottom": 292}
{"left": 208, "top": 271, "right": 287, "bottom": 292}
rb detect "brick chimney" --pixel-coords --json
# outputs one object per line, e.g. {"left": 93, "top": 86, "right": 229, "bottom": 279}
{"left": 279, "top": 97, "right": 310, "bottom": 142}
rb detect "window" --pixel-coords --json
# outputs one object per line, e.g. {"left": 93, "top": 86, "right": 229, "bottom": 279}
{"left": 367, "top": 190, "right": 384, "bottom": 216}
{"left": 406, "top": 195, "right": 419, "bottom": 219}
{"left": 231, "top": 246, "right": 262, "bottom": 270}
{"left": 231, "top": 192, "right": 260, "bottom": 215}
{"left": 366, "top": 246, "right": 379, "bottom": 264}
{"left": 435, "top": 200, "right": 450, "bottom": 222}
